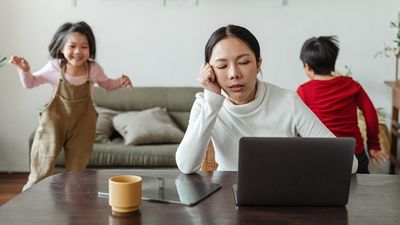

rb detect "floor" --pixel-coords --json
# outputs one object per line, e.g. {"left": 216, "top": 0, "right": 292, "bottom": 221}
{"left": 0, "top": 173, "right": 28, "bottom": 206}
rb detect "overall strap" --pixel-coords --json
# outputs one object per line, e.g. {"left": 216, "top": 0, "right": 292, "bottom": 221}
{"left": 60, "top": 61, "right": 67, "bottom": 81}
{"left": 86, "top": 62, "right": 91, "bottom": 83}
{"left": 54, "top": 61, "right": 67, "bottom": 96}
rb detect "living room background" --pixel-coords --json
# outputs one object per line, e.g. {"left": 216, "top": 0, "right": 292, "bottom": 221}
{"left": 0, "top": 0, "right": 399, "bottom": 172}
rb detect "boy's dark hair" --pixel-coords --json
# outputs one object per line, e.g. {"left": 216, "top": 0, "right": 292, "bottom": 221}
{"left": 205, "top": 25, "right": 261, "bottom": 63}
{"left": 300, "top": 36, "right": 339, "bottom": 75}
{"left": 48, "top": 21, "right": 96, "bottom": 60}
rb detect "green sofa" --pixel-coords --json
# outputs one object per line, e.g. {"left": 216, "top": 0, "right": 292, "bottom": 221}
{"left": 29, "top": 86, "right": 202, "bottom": 169}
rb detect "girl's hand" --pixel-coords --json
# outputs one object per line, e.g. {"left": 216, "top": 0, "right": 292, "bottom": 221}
{"left": 120, "top": 74, "right": 133, "bottom": 89}
{"left": 198, "top": 63, "right": 221, "bottom": 94}
{"left": 369, "top": 149, "right": 389, "bottom": 165}
{"left": 9, "top": 56, "right": 30, "bottom": 72}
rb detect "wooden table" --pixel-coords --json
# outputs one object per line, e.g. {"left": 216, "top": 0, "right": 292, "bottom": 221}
{"left": 0, "top": 170, "right": 399, "bottom": 225}
{"left": 385, "top": 81, "right": 400, "bottom": 173}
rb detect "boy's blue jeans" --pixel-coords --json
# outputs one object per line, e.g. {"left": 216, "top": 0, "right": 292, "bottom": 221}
{"left": 356, "top": 150, "right": 370, "bottom": 174}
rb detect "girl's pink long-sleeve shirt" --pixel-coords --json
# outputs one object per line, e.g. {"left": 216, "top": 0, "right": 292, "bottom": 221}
{"left": 18, "top": 59, "right": 122, "bottom": 93}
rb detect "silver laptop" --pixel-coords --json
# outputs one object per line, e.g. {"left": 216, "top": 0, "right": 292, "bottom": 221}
{"left": 233, "top": 137, "right": 355, "bottom": 206}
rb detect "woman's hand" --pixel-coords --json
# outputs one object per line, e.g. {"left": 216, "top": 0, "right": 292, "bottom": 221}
{"left": 120, "top": 74, "right": 133, "bottom": 89}
{"left": 198, "top": 63, "right": 221, "bottom": 94}
{"left": 369, "top": 149, "right": 389, "bottom": 165}
{"left": 9, "top": 56, "right": 30, "bottom": 72}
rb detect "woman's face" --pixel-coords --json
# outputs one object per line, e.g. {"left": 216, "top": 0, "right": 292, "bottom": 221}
{"left": 209, "top": 37, "right": 261, "bottom": 105}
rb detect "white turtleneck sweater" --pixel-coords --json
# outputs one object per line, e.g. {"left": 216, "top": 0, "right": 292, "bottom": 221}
{"left": 176, "top": 80, "right": 358, "bottom": 174}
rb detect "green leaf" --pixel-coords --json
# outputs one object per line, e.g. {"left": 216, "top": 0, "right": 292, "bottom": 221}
{"left": 0, "top": 56, "right": 8, "bottom": 68}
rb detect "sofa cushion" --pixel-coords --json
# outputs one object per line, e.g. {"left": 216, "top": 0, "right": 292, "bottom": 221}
{"left": 113, "top": 107, "right": 184, "bottom": 145}
{"left": 95, "top": 106, "right": 120, "bottom": 143}
{"left": 169, "top": 111, "right": 190, "bottom": 132}
{"left": 92, "top": 87, "right": 202, "bottom": 112}
{"left": 55, "top": 139, "right": 178, "bottom": 167}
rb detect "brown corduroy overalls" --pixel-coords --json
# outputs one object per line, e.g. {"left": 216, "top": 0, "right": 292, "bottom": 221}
{"left": 23, "top": 63, "right": 98, "bottom": 191}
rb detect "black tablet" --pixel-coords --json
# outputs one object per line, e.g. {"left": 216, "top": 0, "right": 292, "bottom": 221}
{"left": 99, "top": 175, "right": 221, "bottom": 206}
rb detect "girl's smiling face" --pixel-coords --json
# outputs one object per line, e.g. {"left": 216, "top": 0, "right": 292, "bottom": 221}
{"left": 61, "top": 32, "right": 90, "bottom": 69}
{"left": 210, "top": 37, "right": 261, "bottom": 105}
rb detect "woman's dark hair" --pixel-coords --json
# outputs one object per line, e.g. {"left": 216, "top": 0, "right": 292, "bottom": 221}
{"left": 205, "top": 25, "right": 261, "bottom": 63}
{"left": 300, "top": 36, "right": 339, "bottom": 75}
{"left": 48, "top": 21, "right": 96, "bottom": 60}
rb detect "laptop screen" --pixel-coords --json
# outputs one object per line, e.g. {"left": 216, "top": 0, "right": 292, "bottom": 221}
{"left": 235, "top": 137, "right": 355, "bottom": 206}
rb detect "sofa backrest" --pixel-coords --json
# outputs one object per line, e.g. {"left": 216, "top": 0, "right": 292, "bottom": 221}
{"left": 92, "top": 87, "right": 203, "bottom": 131}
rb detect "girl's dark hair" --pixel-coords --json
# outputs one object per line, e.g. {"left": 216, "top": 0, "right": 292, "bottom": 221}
{"left": 205, "top": 25, "right": 261, "bottom": 63}
{"left": 48, "top": 21, "right": 96, "bottom": 60}
{"left": 299, "top": 36, "right": 339, "bottom": 75}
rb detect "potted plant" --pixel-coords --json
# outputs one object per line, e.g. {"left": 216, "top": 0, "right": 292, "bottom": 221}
{"left": 0, "top": 56, "right": 7, "bottom": 68}
{"left": 392, "top": 13, "right": 400, "bottom": 81}
{"left": 375, "top": 12, "right": 400, "bottom": 81}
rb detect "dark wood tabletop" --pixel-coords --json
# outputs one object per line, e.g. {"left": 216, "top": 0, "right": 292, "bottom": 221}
{"left": 0, "top": 169, "right": 399, "bottom": 225}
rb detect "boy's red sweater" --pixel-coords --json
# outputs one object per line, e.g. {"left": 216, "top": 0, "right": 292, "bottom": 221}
{"left": 297, "top": 76, "right": 381, "bottom": 155}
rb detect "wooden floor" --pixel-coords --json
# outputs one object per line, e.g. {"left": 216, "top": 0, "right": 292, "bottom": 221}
{"left": 0, "top": 173, "right": 28, "bottom": 206}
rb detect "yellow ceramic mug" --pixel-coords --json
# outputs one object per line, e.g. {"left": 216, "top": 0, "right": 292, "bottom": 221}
{"left": 109, "top": 175, "right": 142, "bottom": 213}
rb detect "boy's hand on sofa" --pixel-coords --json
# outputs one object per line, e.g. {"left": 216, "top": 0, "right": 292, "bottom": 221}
{"left": 120, "top": 74, "right": 133, "bottom": 89}
{"left": 369, "top": 149, "right": 389, "bottom": 165}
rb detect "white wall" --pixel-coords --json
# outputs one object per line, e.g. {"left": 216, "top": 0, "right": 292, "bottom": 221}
{"left": 0, "top": 0, "right": 399, "bottom": 172}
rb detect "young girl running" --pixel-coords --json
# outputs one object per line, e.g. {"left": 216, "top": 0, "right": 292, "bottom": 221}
{"left": 10, "top": 21, "right": 132, "bottom": 190}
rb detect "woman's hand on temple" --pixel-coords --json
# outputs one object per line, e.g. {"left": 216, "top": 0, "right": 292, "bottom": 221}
{"left": 9, "top": 56, "right": 30, "bottom": 72}
{"left": 198, "top": 63, "right": 221, "bottom": 95}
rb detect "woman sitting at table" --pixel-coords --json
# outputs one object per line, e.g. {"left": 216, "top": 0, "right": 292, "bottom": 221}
{"left": 175, "top": 24, "right": 358, "bottom": 174}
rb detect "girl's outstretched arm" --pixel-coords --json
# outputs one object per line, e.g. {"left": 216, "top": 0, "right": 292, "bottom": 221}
{"left": 9, "top": 56, "right": 53, "bottom": 89}
{"left": 92, "top": 63, "right": 132, "bottom": 91}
